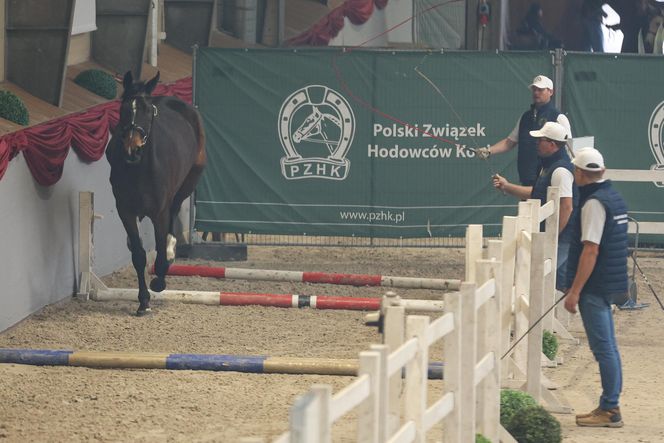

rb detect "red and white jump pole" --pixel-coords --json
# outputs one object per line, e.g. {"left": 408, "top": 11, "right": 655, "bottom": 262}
{"left": 153, "top": 264, "right": 461, "bottom": 291}
{"left": 94, "top": 288, "right": 445, "bottom": 312}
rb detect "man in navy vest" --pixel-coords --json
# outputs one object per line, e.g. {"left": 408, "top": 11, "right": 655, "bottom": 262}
{"left": 492, "top": 121, "right": 578, "bottom": 290}
{"left": 477, "top": 75, "right": 571, "bottom": 186}
{"left": 564, "top": 147, "right": 628, "bottom": 428}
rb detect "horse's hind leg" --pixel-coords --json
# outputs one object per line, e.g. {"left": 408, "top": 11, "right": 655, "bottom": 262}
{"left": 150, "top": 210, "right": 171, "bottom": 293}
{"left": 119, "top": 211, "right": 151, "bottom": 315}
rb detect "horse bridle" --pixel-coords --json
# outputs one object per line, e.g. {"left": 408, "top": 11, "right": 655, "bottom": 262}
{"left": 126, "top": 97, "right": 159, "bottom": 146}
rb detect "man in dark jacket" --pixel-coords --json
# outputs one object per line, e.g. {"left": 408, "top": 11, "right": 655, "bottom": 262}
{"left": 492, "top": 121, "right": 577, "bottom": 290}
{"left": 478, "top": 75, "right": 571, "bottom": 186}
{"left": 564, "top": 147, "right": 628, "bottom": 428}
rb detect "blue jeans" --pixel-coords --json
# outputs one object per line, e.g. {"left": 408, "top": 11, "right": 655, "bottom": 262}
{"left": 578, "top": 292, "right": 623, "bottom": 410}
{"left": 556, "top": 240, "right": 570, "bottom": 291}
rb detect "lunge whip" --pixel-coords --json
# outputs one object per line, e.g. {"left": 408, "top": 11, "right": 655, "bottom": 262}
{"left": 631, "top": 255, "right": 664, "bottom": 310}
{"left": 501, "top": 291, "right": 569, "bottom": 360}
{"left": 414, "top": 61, "right": 499, "bottom": 181}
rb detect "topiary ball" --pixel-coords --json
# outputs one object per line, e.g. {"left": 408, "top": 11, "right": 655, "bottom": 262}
{"left": 542, "top": 330, "right": 559, "bottom": 361}
{"left": 507, "top": 405, "right": 562, "bottom": 443}
{"left": 476, "top": 433, "right": 491, "bottom": 443}
{"left": 500, "top": 389, "right": 537, "bottom": 426}
{"left": 74, "top": 69, "right": 117, "bottom": 99}
{"left": 0, "top": 90, "right": 29, "bottom": 125}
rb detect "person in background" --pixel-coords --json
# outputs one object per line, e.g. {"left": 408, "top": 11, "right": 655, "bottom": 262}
{"left": 492, "top": 121, "right": 577, "bottom": 290}
{"left": 582, "top": 0, "right": 607, "bottom": 52}
{"left": 640, "top": 0, "right": 664, "bottom": 53}
{"left": 477, "top": 75, "right": 571, "bottom": 186}
{"left": 514, "top": 2, "right": 564, "bottom": 49}
{"left": 564, "top": 147, "right": 628, "bottom": 428}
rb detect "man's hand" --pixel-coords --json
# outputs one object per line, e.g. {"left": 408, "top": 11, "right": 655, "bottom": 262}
{"left": 564, "top": 289, "right": 580, "bottom": 314}
{"left": 492, "top": 174, "right": 509, "bottom": 192}
{"left": 476, "top": 147, "right": 491, "bottom": 160}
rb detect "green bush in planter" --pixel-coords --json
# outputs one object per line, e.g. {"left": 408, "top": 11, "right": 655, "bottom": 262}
{"left": 542, "top": 330, "right": 559, "bottom": 361}
{"left": 507, "top": 405, "right": 562, "bottom": 443}
{"left": 476, "top": 433, "right": 491, "bottom": 443}
{"left": 500, "top": 389, "right": 537, "bottom": 426}
{"left": 0, "top": 90, "right": 29, "bottom": 125}
{"left": 74, "top": 69, "right": 117, "bottom": 99}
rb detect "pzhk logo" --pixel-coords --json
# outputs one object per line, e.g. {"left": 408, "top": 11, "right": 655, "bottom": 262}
{"left": 649, "top": 100, "right": 664, "bottom": 187}
{"left": 278, "top": 85, "right": 355, "bottom": 180}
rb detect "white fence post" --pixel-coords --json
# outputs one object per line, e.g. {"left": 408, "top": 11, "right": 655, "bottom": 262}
{"left": 474, "top": 261, "right": 492, "bottom": 437}
{"left": 404, "top": 315, "right": 430, "bottom": 443}
{"left": 442, "top": 289, "right": 462, "bottom": 443}
{"left": 512, "top": 200, "right": 539, "bottom": 373}
{"left": 475, "top": 259, "right": 501, "bottom": 442}
{"left": 498, "top": 216, "right": 518, "bottom": 381}
{"left": 542, "top": 187, "right": 560, "bottom": 332}
{"left": 78, "top": 191, "right": 93, "bottom": 299}
{"left": 369, "top": 344, "right": 390, "bottom": 442}
{"left": 526, "top": 232, "right": 546, "bottom": 403}
{"left": 77, "top": 191, "right": 107, "bottom": 298}
{"left": 459, "top": 281, "right": 477, "bottom": 443}
{"left": 289, "top": 385, "right": 332, "bottom": 443}
{"left": 357, "top": 350, "right": 381, "bottom": 443}
{"left": 383, "top": 305, "right": 405, "bottom": 435}
{"left": 465, "top": 224, "right": 483, "bottom": 282}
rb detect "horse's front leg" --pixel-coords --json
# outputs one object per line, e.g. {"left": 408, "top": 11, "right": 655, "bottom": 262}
{"left": 149, "top": 210, "right": 172, "bottom": 293}
{"left": 118, "top": 211, "right": 150, "bottom": 315}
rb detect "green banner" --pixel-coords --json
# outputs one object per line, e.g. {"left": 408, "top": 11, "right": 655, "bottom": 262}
{"left": 194, "top": 48, "right": 552, "bottom": 238}
{"left": 563, "top": 53, "right": 664, "bottom": 239}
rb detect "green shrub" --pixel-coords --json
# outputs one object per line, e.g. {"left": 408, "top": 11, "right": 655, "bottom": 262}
{"left": 500, "top": 389, "right": 537, "bottom": 426}
{"left": 74, "top": 69, "right": 117, "bottom": 99}
{"left": 476, "top": 433, "right": 491, "bottom": 443}
{"left": 507, "top": 405, "right": 562, "bottom": 443}
{"left": 542, "top": 330, "right": 559, "bottom": 361}
{"left": 0, "top": 90, "right": 29, "bottom": 125}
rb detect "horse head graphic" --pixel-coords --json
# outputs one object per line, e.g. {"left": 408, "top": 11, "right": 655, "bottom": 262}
{"left": 278, "top": 85, "right": 355, "bottom": 180}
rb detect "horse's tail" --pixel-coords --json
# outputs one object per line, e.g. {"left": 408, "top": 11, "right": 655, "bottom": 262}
{"left": 192, "top": 107, "right": 206, "bottom": 167}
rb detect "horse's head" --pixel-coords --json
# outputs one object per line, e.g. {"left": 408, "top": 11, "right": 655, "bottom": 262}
{"left": 117, "top": 71, "right": 160, "bottom": 164}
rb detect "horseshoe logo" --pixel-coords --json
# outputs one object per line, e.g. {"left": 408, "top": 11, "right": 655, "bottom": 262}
{"left": 278, "top": 85, "right": 355, "bottom": 180}
{"left": 648, "top": 100, "right": 664, "bottom": 187}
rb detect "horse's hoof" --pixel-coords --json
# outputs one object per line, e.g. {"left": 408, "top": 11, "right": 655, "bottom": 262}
{"left": 149, "top": 277, "right": 166, "bottom": 292}
{"left": 136, "top": 307, "right": 152, "bottom": 317}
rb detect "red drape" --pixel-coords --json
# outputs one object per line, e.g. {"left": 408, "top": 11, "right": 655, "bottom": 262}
{"left": 0, "top": 77, "right": 192, "bottom": 186}
{"left": 287, "top": 0, "right": 389, "bottom": 46}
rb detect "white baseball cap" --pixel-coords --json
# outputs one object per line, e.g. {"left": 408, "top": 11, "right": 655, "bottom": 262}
{"left": 529, "top": 121, "right": 568, "bottom": 142}
{"left": 530, "top": 75, "right": 553, "bottom": 90}
{"left": 572, "top": 147, "right": 605, "bottom": 171}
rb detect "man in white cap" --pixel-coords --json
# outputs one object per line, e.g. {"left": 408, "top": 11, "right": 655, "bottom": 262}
{"left": 477, "top": 74, "right": 572, "bottom": 186}
{"left": 492, "top": 121, "right": 577, "bottom": 290}
{"left": 564, "top": 147, "right": 628, "bottom": 428}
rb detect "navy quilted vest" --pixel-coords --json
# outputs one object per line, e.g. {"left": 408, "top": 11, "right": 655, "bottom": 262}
{"left": 566, "top": 181, "right": 629, "bottom": 298}
{"left": 517, "top": 101, "right": 560, "bottom": 186}
{"left": 530, "top": 148, "right": 579, "bottom": 243}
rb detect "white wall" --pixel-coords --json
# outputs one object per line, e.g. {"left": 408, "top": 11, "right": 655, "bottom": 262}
{"left": 385, "top": 0, "right": 413, "bottom": 44}
{"left": 0, "top": 148, "right": 154, "bottom": 332}
{"left": 71, "top": 0, "right": 97, "bottom": 35}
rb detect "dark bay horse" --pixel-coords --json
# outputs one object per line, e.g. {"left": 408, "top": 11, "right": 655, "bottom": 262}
{"left": 107, "top": 71, "right": 206, "bottom": 315}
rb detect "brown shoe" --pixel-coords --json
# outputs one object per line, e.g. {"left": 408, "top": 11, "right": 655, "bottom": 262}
{"left": 575, "top": 407, "right": 601, "bottom": 419}
{"left": 576, "top": 407, "right": 624, "bottom": 428}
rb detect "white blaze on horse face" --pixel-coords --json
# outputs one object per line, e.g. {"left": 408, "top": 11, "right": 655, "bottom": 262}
{"left": 123, "top": 99, "right": 144, "bottom": 157}
{"left": 166, "top": 234, "right": 177, "bottom": 261}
